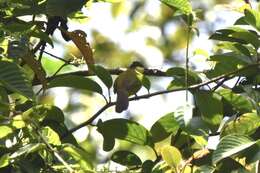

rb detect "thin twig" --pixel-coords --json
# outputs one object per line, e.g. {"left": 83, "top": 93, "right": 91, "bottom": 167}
{"left": 185, "top": 18, "right": 192, "bottom": 102}
{"left": 32, "top": 122, "right": 74, "bottom": 173}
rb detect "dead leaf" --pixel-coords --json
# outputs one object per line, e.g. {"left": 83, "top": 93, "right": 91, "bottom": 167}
{"left": 64, "top": 30, "right": 94, "bottom": 68}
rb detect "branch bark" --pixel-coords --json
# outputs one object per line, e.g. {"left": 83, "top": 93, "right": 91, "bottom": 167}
{"left": 61, "top": 63, "right": 259, "bottom": 139}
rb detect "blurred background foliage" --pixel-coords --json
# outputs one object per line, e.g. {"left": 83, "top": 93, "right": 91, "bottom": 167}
{"left": 0, "top": 0, "right": 258, "bottom": 170}
{"left": 39, "top": 0, "right": 258, "bottom": 168}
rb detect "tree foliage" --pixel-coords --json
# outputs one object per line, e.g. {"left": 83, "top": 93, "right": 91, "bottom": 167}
{"left": 0, "top": 0, "right": 259, "bottom": 173}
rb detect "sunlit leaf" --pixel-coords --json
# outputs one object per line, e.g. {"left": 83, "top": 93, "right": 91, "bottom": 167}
{"left": 11, "top": 115, "right": 26, "bottom": 129}
{"left": 244, "top": 9, "right": 260, "bottom": 31}
{"left": 41, "top": 126, "right": 61, "bottom": 146}
{"left": 0, "top": 61, "right": 34, "bottom": 99}
{"left": 161, "top": 145, "right": 182, "bottom": 168}
{"left": 221, "top": 113, "right": 260, "bottom": 136}
{"left": 10, "top": 143, "right": 46, "bottom": 159}
{"left": 212, "top": 134, "right": 256, "bottom": 164}
{"left": 48, "top": 75, "right": 102, "bottom": 94}
{"left": 161, "top": 0, "right": 192, "bottom": 14}
{"left": 0, "top": 154, "right": 10, "bottom": 168}
{"left": 62, "top": 144, "right": 93, "bottom": 171}
{"left": 0, "top": 125, "right": 13, "bottom": 138}
{"left": 111, "top": 150, "right": 142, "bottom": 168}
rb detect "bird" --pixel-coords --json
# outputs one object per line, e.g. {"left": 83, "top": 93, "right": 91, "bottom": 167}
{"left": 113, "top": 62, "right": 143, "bottom": 113}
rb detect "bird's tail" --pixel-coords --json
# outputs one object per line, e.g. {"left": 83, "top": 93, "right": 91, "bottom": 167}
{"left": 115, "top": 89, "right": 129, "bottom": 113}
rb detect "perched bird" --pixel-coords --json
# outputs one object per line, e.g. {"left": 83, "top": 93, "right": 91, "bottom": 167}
{"left": 114, "top": 62, "right": 143, "bottom": 113}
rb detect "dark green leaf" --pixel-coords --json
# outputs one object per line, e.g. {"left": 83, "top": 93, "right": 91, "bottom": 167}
{"left": 48, "top": 75, "right": 102, "bottom": 94}
{"left": 111, "top": 150, "right": 142, "bottom": 167}
{"left": 244, "top": 9, "right": 260, "bottom": 31}
{"left": 240, "top": 141, "right": 260, "bottom": 164}
{"left": 167, "top": 67, "right": 201, "bottom": 84}
{"left": 0, "top": 61, "right": 34, "bottom": 99}
{"left": 218, "top": 88, "right": 254, "bottom": 113}
{"left": 194, "top": 165, "right": 215, "bottom": 173}
{"left": 194, "top": 91, "right": 223, "bottom": 126}
{"left": 212, "top": 134, "right": 256, "bottom": 164}
{"left": 141, "top": 160, "right": 155, "bottom": 173}
{"left": 150, "top": 112, "right": 179, "bottom": 142}
{"left": 93, "top": 65, "right": 113, "bottom": 89}
{"left": 210, "top": 27, "right": 260, "bottom": 49}
{"left": 97, "top": 119, "right": 153, "bottom": 151}
{"left": 217, "top": 158, "right": 251, "bottom": 173}
{"left": 0, "top": 87, "right": 9, "bottom": 116}
{"left": 206, "top": 52, "right": 250, "bottom": 78}
{"left": 42, "top": 106, "right": 65, "bottom": 123}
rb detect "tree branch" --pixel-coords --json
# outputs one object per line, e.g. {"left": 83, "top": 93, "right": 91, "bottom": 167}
{"left": 61, "top": 63, "right": 259, "bottom": 139}
{"left": 33, "top": 68, "right": 167, "bottom": 85}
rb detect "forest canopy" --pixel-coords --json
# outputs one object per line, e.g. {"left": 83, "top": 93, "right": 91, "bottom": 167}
{"left": 0, "top": 0, "right": 259, "bottom": 173}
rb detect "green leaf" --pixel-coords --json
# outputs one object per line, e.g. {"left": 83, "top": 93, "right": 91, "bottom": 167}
{"left": 141, "top": 160, "right": 156, "bottom": 173}
{"left": 22, "top": 105, "right": 55, "bottom": 122}
{"left": 41, "top": 126, "right": 61, "bottom": 146}
{"left": 0, "top": 87, "right": 9, "bottom": 116}
{"left": 136, "top": 72, "right": 151, "bottom": 92}
{"left": 48, "top": 75, "right": 102, "bottom": 94}
{"left": 10, "top": 143, "right": 46, "bottom": 159}
{"left": 11, "top": 115, "right": 26, "bottom": 129}
{"left": 93, "top": 65, "right": 113, "bottom": 89}
{"left": 212, "top": 134, "right": 257, "bottom": 164}
{"left": 218, "top": 89, "right": 254, "bottom": 113}
{"left": 244, "top": 9, "right": 260, "bottom": 31}
{"left": 0, "top": 61, "right": 34, "bottom": 99}
{"left": 221, "top": 113, "right": 260, "bottom": 136}
{"left": 166, "top": 67, "right": 202, "bottom": 86}
{"left": 209, "top": 27, "right": 259, "bottom": 49}
{"left": 0, "top": 125, "right": 13, "bottom": 138}
{"left": 97, "top": 119, "right": 153, "bottom": 151}
{"left": 111, "top": 150, "right": 142, "bottom": 168}
{"left": 62, "top": 144, "right": 93, "bottom": 171}
{"left": 161, "top": 145, "right": 182, "bottom": 168}
{"left": 194, "top": 91, "right": 223, "bottom": 126}
{"left": 46, "top": 0, "right": 87, "bottom": 17}
{"left": 42, "top": 106, "right": 65, "bottom": 123}
{"left": 240, "top": 141, "right": 260, "bottom": 164}
{"left": 194, "top": 165, "right": 215, "bottom": 173}
{"left": 0, "top": 154, "right": 10, "bottom": 168}
{"left": 206, "top": 52, "right": 250, "bottom": 78}
{"left": 150, "top": 112, "right": 179, "bottom": 142}
{"left": 217, "top": 158, "right": 252, "bottom": 173}
{"left": 161, "top": 0, "right": 192, "bottom": 14}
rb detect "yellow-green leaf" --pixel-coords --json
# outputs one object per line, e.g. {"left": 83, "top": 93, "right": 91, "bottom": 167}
{"left": 161, "top": 145, "right": 182, "bottom": 168}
